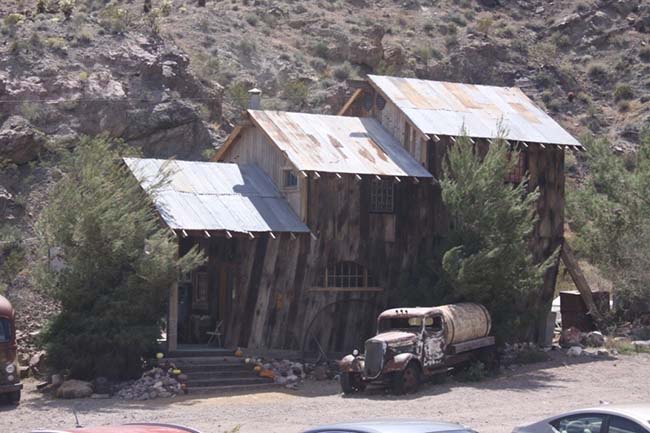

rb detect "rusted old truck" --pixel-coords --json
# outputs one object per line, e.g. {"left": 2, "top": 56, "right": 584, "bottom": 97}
{"left": 339, "top": 303, "right": 495, "bottom": 394}
{"left": 0, "top": 294, "right": 21, "bottom": 403}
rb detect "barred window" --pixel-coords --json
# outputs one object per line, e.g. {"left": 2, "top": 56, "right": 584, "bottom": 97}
{"left": 370, "top": 180, "right": 394, "bottom": 213}
{"left": 283, "top": 169, "right": 298, "bottom": 188}
{"left": 316, "top": 261, "right": 376, "bottom": 289}
{"left": 505, "top": 151, "right": 527, "bottom": 184}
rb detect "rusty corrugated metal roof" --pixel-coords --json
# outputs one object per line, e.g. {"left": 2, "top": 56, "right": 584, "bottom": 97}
{"left": 368, "top": 75, "right": 582, "bottom": 147}
{"left": 124, "top": 158, "right": 310, "bottom": 234}
{"left": 248, "top": 110, "right": 433, "bottom": 177}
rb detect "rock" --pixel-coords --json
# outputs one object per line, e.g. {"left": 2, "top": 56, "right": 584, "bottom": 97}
{"left": 349, "top": 38, "right": 383, "bottom": 68}
{"left": 56, "top": 380, "right": 94, "bottom": 399}
{"left": 633, "top": 340, "right": 650, "bottom": 349}
{"left": 560, "top": 327, "right": 582, "bottom": 348}
{"left": 383, "top": 44, "right": 405, "bottom": 70}
{"left": 0, "top": 116, "right": 45, "bottom": 164}
{"left": 597, "top": 349, "right": 611, "bottom": 357}
{"left": 582, "top": 331, "right": 606, "bottom": 347}
{"left": 313, "top": 365, "right": 328, "bottom": 381}
{"left": 90, "top": 393, "right": 111, "bottom": 399}
{"left": 567, "top": 346, "right": 583, "bottom": 357}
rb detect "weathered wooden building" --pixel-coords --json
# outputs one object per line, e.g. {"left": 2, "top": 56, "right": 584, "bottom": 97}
{"left": 125, "top": 75, "right": 582, "bottom": 354}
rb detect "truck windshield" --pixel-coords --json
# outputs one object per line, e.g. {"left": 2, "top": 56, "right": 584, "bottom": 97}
{"left": 0, "top": 318, "right": 11, "bottom": 343}
{"left": 379, "top": 316, "right": 431, "bottom": 332}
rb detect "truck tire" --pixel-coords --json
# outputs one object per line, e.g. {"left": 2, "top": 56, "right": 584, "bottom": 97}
{"left": 340, "top": 372, "right": 366, "bottom": 394}
{"left": 391, "top": 361, "right": 421, "bottom": 395}
{"left": 9, "top": 390, "right": 21, "bottom": 404}
{"left": 476, "top": 346, "right": 499, "bottom": 371}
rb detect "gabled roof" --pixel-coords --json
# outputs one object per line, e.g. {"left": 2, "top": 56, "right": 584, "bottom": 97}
{"left": 246, "top": 110, "right": 433, "bottom": 178}
{"left": 368, "top": 75, "right": 582, "bottom": 148}
{"left": 124, "top": 158, "right": 310, "bottom": 234}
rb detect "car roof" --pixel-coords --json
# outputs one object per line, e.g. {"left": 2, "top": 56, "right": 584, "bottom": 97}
{"left": 31, "top": 423, "right": 203, "bottom": 433}
{"left": 542, "top": 404, "right": 650, "bottom": 427}
{"left": 301, "top": 420, "right": 473, "bottom": 433}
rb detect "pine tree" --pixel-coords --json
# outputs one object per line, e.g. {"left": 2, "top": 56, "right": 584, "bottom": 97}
{"left": 37, "top": 136, "right": 204, "bottom": 379}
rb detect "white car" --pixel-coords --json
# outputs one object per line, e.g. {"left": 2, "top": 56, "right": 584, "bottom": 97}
{"left": 513, "top": 404, "right": 650, "bottom": 433}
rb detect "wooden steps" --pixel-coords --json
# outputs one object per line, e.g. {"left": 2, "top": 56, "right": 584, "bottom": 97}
{"left": 166, "top": 349, "right": 275, "bottom": 393}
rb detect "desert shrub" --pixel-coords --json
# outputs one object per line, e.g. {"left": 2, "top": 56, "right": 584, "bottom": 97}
{"left": 59, "top": 0, "right": 75, "bottom": 19}
{"left": 98, "top": 4, "right": 132, "bottom": 33}
{"left": 37, "top": 136, "right": 204, "bottom": 380}
{"left": 613, "top": 84, "right": 633, "bottom": 101}
{"left": 237, "top": 40, "right": 256, "bottom": 56}
{"left": 20, "top": 102, "right": 45, "bottom": 124}
{"left": 448, "top": 12, "right": 467, "bottom": 27}
{"left": 160, "top": 0, "right": 172, "bottom": 16}
{"left": 0, "top": 224, "right": 25, "bottom": 286}
{"left": 512, "top": 348, "right": 549, "bottom": 364}
{"left": 36, "top": 0, "right": 48, "bottom": 13}
{"left": 333, "top": 62, "right": 352, "bottom": 81}
{"left": 640, "top": 47, "right": 650, "bottom": 62}
{"left": 587, "top": 63, "right": 608, "bottom": 82}
{"left": 283, "top": 80, "right": 309, "bottom": 109}
{"left": 476, "top": 17, "right": 493, "bottom": 35}
{"left": 423, "top": 22, "right": 435, "bottom": 33}
{"left": 455, "top": 361, "right": 486, "bottom": 382}
{"left": 617, "top": 100, "right": 630, "bottom": 112}
{"left": 312, "top": 41, "right": 329, "bottom": 59}
{"left": 3, "top": 13, "right": 25, "bottom": 27}
{"left": 552, "top": 33, "right": 571, "bottom": 50}
{"left": 228, "top": 82, "right": 250, "bottom": 110}
{"left": 245, "top": 13, "right": 258, "bottom": 26}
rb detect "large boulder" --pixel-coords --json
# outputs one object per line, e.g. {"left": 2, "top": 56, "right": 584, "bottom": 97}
{"left": 56, "top": 379, "right": 94, "bottom": 399}
{"left": 0, "top": 116, "right": 45, "bottom": 164}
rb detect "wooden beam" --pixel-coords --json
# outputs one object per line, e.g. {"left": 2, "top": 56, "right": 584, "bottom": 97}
{"left": 450, "top": 136, "right": 457, "bottom": 143}
{"left": 337, "top": 88, "right": 364, "bottom": 116}
{"left": 290, "top": 233, "right": 297, "bottom": 241}
{"left": 225, "top": 230, "right": 233, "bottom": 239}
{"left": 355, "top": 174, "right": 362, "bottom": 182}
{"left": 335, "top": 173, "right": 342, "bottom": 180}
{"left": 248, "top": 232, "right": 255, "bottom": 239}
{"left": 375, "top": 175, "right": 381, "bottom": 181}
{"left": 432, "top": 134, "right": 441, "bottom": 142}
{"left": 394, "top": 176, "right": 401, "bottom": 183}
{"left": 310, "top": 232, "right": 318, "bottom": 241}
{"left": 168, "top": 279, "right": 178, "bottom": 352}
{"left": 539, "top": 143, "right": 546, "bottom": 149}
{"left": 300, "top": 170, "right": 308, "bottom": 178}
{"left": 181, "top": 229, "right": 188, "bottom": 238}
{"left": 561, "top": 242, "right": 604, "bottom": 325}
{"left": 313, "top": 171, "right": 321, "bottom": 179}
{"left": 269, "top": 232, "right": 276, "bottom": 239}
{"left": 213, "top": 125, "right": 244, "bottom": 161}
{"left": 413, "top": 177, "right": 420, "bottom": 184}
{"left": 203, "top": 230, "right": 211, "bottom": 238}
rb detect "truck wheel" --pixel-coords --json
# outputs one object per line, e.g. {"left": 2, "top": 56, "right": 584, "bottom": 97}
{"left": 340, "top": 372, "right": 366, "bottom": 394}
{"left": 9, "top": 390, "right": 21, "bottom": 404}
{"left": 477, "top": 346, "right": 499, "bottom": 372}
{"left": 391, "top": 362, "right": 421, "bottom": 395}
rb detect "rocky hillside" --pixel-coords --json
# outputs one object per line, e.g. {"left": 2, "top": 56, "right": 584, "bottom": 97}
{"left": 1, "top": 0, "right": 649, "bottom": 350}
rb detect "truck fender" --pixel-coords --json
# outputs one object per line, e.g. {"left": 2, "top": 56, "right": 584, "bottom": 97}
{"left": 384, "top": 352, "right": 419, "bottom": 373}
{"left": 339, "top": 354, "right": 364, "bottom": 373}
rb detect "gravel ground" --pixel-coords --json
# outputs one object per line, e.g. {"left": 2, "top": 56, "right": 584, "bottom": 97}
{"left": 2, "top": 352, "right": 649, "bottom": 433}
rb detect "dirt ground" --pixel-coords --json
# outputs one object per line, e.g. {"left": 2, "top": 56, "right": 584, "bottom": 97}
{"left": 1, "top": 352, "right": 649, "bottom": 433}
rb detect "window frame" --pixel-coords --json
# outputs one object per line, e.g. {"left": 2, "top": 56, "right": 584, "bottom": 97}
{"left": 369, "top": 179, "right": 395, "bottom": 214}
{"left": 283, "top": 168, "right": 299, "bottom": 189}
{"left": 549, "top": 413, "right": 607, "bottom": 433}
{"left": 0, "top": 318, "right": 12, "bottom": 343}
{"left": 311, "top": 261, "right": 382, "bottom": 292}
{"left": 607, "top": 415, "right": 648, "bottom": 433}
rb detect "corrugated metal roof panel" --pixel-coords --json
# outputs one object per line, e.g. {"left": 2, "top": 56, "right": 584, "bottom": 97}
{"left": 368, "top": 75, "right": 582, "bottom": 147}
{"left": 124, "top": 158, "right": 310, "bottom": 233}
{"left": 248, "top": 110, "right": 433, "bottom": 177}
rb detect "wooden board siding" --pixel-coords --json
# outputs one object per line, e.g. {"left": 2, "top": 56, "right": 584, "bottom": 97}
{"left": 218, "top": 126, "right": 304, "bottom": 219}
{"left": 180, "top": 176, "right": 441, "bottom": 354}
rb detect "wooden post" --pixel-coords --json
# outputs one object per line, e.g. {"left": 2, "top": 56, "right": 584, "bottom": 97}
{"left": 560, "top": 242, "right": 604, "bottom": 324}
{"left": 168, "top": 279, "right": 178, "bottom": 352}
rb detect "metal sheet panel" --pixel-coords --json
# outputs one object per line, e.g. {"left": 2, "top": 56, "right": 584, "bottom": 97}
{"left": 248, "top": 110, "right": 433, "bottom": 177}
{"left": 123, "top": 158, "right": 310, "bottom": 233}
{"left": 368, "top": 75, "right": 582, "bottom": 147}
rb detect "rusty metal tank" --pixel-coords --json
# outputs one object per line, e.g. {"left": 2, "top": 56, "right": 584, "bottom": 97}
{"left": 437, "top": 303, "right": 491, "bottom": 345}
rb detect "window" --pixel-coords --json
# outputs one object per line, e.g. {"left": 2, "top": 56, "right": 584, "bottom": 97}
{"left": 283, "top": 169, "right": 298, "bottom": 188}
{"left": 0, "top": 318, "right": 11, "bottom": 343}
{"left": 316, "top": 261, "right": 376, "bottom": 289}
{"left": 426, "top": 315, "right": 443, "bottom": 333}
{"left": 370, "top": 180, "right": 394, "bottom": 213}
{"left": 550, "top": 414, "right": 605, "bottom": 433}
{"left": 609, "top": 416, "right": 646, "bottom": 433}
{"left": 505, "top": 151, "right": 527, "bottom": 184}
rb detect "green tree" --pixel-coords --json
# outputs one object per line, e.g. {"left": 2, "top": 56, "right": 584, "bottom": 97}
{"left": 440, "top": 135, "right": 557, "bottom": 342}
{"left": 36, "top": 136, "right": 204, "bottom": 380}
{"left": 401, "top": 133, "right": 556, "bottom": 343}
{"left": 568, "top": 133, "right": 650, "bottom": 317}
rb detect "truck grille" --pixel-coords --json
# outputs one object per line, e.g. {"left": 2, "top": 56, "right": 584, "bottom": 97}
{"left": 364, "top": 340, "right": 385, "bottom": 379}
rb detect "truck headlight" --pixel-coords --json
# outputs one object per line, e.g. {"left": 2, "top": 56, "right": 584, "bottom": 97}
{"left": 5, "top": 363, "right": 15, "bottom": 374}
{"left": 352, "top": 349, "right": 360, "bottom": 357}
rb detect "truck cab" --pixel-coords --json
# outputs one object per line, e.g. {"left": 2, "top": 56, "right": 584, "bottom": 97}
{"left": 0, "top": 295, "right": 22, "bottom": 403}
{"left": 339, "top": 303, "right": 495, "bottom": 394}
